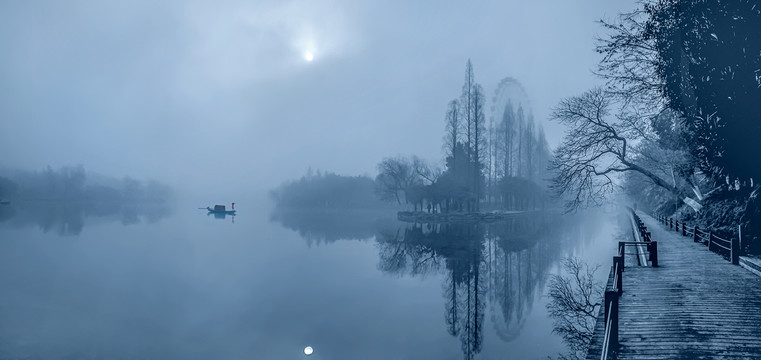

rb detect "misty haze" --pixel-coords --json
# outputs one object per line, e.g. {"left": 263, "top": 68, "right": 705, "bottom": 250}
{"left": 2, "top": 1, "right": 761, "bottom": 359}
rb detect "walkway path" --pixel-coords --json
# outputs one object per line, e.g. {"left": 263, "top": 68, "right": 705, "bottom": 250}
{"left": 595, "top": 212, "right": 761, "bottom": 359}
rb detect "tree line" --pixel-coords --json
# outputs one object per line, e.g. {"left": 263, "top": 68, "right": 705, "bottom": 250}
{"left": 376, "top": 60, "right": 552, "bottom": 213}
{"left": 270, "top": 169, "right": 389, "bottom": 209}
{"left": 549, "top": 0, "right": 760, "bottom": 249}
{"left": 0, "top": 165, "right": 172, "bottom": 204}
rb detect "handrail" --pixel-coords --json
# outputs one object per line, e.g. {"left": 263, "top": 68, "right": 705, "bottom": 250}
{"left": 599, "top": 207, "right": 656, "bottom": 359}
{"left": 655, "top": 214, "right": 741, "bottom": 265}
{"left": 712, "top": 234, "right": 731, "bottom": 245}
{"left": 713, "top": 242, "right": 731, "bottom": 251}
{"left": 601, "top": 303, "right": 613, "bottom": 358}
{"left": 600, "top": 286, "right": 617, "bottom": 360}
{"left": 628, "top": 212, "right": 649, "bottom": 265}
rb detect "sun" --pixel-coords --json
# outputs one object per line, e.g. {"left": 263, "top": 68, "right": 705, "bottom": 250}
{"left": 304, "top": 51, "right": 314, "bottom": 62}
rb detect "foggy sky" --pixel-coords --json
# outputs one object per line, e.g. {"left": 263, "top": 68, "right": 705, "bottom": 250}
{"left": 0, "top": 0, "right": 635, "bottom": 197}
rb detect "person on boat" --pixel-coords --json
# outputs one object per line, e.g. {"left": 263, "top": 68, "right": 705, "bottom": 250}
{"left": 232, "top": 202, "right": 235, "bottom": 210}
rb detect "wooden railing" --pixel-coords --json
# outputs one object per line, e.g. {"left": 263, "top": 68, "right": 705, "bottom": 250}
{"left": 599, "top": 209, "right": 658, "bottom": 360}
{"left": 655, "top": 214, "right": 741, "bottom": 265}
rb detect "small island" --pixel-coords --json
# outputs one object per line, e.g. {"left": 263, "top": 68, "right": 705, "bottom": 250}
{"left": 272, "top": 62, "right": 554, "bottom": 223}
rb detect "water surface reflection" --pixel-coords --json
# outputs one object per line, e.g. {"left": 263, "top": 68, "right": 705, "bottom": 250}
{"left": 0, "top": 202, "right": 619, "bottom": 359}
{"left": 275, "top": 208, "right": 617, "bottom": 359}
{"left": 0, "top": 201, "right": 172, "bottom": 235}
{"left": 375, "top": 216, "right": 563, "bottom": 359}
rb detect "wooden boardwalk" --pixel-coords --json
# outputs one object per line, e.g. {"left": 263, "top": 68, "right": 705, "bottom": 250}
{"left": 588, "top": 212, "right": 761, "bottom": 359}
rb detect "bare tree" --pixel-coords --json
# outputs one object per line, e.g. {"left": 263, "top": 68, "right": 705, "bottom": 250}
{"left": 534, "top": 125, "right": 551, "bottom": 184}
{"left": 471, "top": 83, "right": 487, "bottom": 210}
{"left": 524, "top": 114, "right": 536, "bottom": 181}
{"left": 375, "top": 157, "right": 419, "bottom": 205}
{"left": 593, "top": 8, "right": 708, "bottom": 207}
{"left": 443, "top": 100, "right": 461, "bottom": 166}
{"left": 549, "top": 87, "right": 699, "bottom": 212}
{"left": 487, "top": 113, "right": 496, "bottom": 204}
{"left": 460, "top": 59, "right": 476, "bottom": 161}
{"left": 515, "top": 106, "right": 525, "bottom": 178}
{"left": 546, "top": 258, "right": 602, "bottom": 358}
{"left": 595, "top": 9, "right": 664, "bottom": 113}
{"left": 498, "top": 103, "right": 515, "bottom": 178}
{"left": 412, "top": 156, "right": 441, "bottom": 185}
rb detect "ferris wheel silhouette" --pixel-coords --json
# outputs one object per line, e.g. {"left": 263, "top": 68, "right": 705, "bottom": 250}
{"left": 490, "top": 77, "right": 533, "bottom": 125}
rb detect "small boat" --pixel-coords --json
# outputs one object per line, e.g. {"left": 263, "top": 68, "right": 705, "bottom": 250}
{"left": 0, "top": 200, "right": 10, "bottom": 205}
{"left": 207, "top": 204, "right": 236, "bottom": 215}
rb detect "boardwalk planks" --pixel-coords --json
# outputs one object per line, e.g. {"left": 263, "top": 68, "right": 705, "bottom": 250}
{"left": 588, "top": 212, "right": 761, "bottom": 360}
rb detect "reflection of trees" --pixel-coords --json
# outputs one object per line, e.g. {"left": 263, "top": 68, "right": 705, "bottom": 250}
{"left": 546, "top": 258, "right": 602, "bottom": 358}
{"left": 376, "top": 224, "right": 444, "bottom": 276}
{"left": 413, "top": 224, "right": 487, "bottom": 360}
{"left": 485, "top": 216, "right": 555, "bottom": 342}
{"left": 378, "top": 223, "right": 485, "bottom": 359}
{"left": 276, "top": 207, "right": 599, "bottom": 359}
{"left": 0, "top": 205, "right": 16, "bottom": 223}
{"left": 0, "top": 201, "right": 172, "bottom": 236}
{"left": 270, "top": 208, "right": 397, "bottom": 245}
{"left": 376, "top": 214, "right": 564, "bottom": 360}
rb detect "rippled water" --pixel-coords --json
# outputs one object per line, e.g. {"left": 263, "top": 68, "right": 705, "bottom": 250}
{"left": 0, "top": 197, "right": 622, "bottom": 360}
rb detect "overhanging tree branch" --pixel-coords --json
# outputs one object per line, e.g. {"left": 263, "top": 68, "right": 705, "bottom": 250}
{"left": 550, "top": 87, "right": 700, "bottom": 212}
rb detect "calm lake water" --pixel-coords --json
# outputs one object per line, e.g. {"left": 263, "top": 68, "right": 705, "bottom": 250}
{"left": 0, "top": 196, "right": 622, "bottom": 360}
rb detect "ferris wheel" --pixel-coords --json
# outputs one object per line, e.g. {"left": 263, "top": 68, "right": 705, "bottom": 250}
{"left": 490, "top": 77, "right": 533, "bottom": 125}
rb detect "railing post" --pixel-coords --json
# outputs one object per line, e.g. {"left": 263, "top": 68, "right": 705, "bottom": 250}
{"left": 739, "top": 225, "right": 744, "bottom": 257}
{"left": 732, "top": 234, "right": 740, "bottom": 265}
{"left": 675, "top": 219, "right": 679, "bottom": 232}
{"left": 648, "top": 241, "right": 658, "bottom": 267}
{"left": 646, "top": 231, "right": 651, "bottom": 242}
{"left": 693, "top": 225, "right": 699, "bottom": 242}
{"left": 682, "top": 223, "right": 687, "bottom": 236}
{"left": 618, "top": 241, "right": 625, "bottom": 258}
{"left": 707, "top": 231, "right": 713, "bottom": 252}
{"left": 613, "top": 255, "right": 624, "bottom": 293}
{"left": 604, "top": 290, "right": 619, "bottom": 348}
{"left": 670, "top": 218, "right": 673, "bottom": 229}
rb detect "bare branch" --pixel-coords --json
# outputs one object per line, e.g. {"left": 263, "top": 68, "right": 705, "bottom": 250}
{"left": 549, "top": 88, "right": 695, "bottom": 212}
{"left": 546, "top": 258, "right": 603, "bottom": 357}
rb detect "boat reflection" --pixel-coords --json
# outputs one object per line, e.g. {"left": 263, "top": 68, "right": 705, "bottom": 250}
{"left": 208, "top": 211, "right": 235, "bottom": 222}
